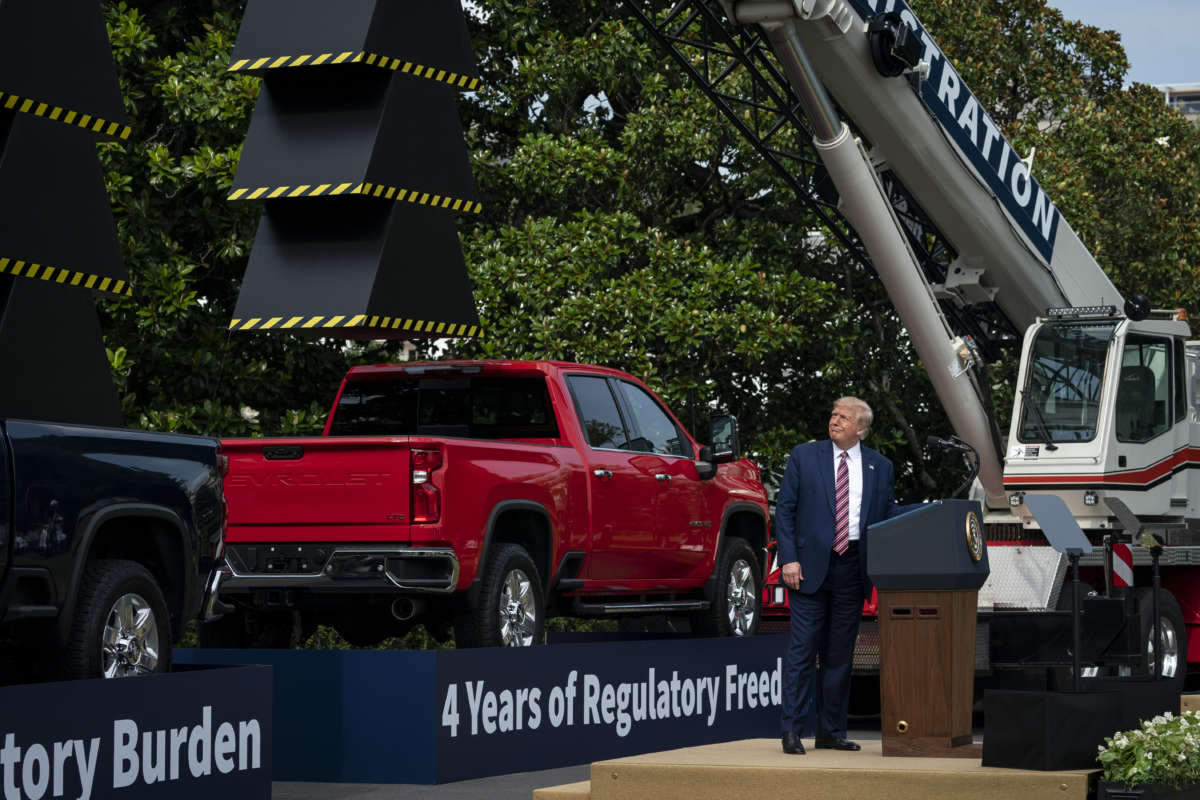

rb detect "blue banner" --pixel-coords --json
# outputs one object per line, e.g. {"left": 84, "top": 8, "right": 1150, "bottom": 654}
{"left": 433, "top": 634, "right": 783, "bottom": 782}
{"left": 0, "top": 665, "right": 271, "bottom": 800}
{"left": 179, "top": 634, "right": 786, "bottom": 784}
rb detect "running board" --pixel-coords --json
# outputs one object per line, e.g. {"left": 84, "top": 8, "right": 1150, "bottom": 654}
{"left": 572, "top": 599, "right": 709, "bottom": 615}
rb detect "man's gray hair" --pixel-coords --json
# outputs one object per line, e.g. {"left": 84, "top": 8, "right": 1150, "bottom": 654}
{"left": 834, "top": 396, "right": 873, "bottom": 431}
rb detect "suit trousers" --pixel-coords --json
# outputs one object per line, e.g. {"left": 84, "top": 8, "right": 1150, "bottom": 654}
{"left": 780, "top": 544, "right": 865, "bottom": 738}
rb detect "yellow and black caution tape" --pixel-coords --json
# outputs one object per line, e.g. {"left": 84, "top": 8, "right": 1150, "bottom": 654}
{"left": 227, "top": 181, "right": 482, "bottom": 213}
{"left": 227, "top": 51, "right": 481, "bottom": 90}
{"left": 0, "top": 90, "right": 132, "bottom": 140}
{"left": 229, "top": 314, "right": 479, "bottom": 337}
{"left": 0, "top": 256, "right": 131, "bottom": 297}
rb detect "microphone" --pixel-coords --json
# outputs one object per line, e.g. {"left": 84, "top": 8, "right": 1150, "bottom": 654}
{"left": 927, "top": 434, "right": 971, "bottom": 452}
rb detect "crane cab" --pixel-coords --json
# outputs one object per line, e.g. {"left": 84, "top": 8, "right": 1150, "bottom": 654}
{"left": 1003, "top": 308, "right": 1198, "bottom": 528}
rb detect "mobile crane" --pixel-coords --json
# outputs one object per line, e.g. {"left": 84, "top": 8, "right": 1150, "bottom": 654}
{"left": 626, "top": 0, "right": 1197, "bottom": 688}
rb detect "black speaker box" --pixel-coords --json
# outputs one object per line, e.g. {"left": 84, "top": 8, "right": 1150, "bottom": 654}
{"left": 983, "top": 682, "right": 1181, "bottom": 771}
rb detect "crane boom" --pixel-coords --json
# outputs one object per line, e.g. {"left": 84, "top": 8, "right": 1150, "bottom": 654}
{"left": 772, "top": 0, "right": 1122, "bottom": 328}
{"left": 626, "top": 0, "right": 1200, "bottom": 682}
{"left": 628, "top": 0, "right": 1125, "bottom": 506}
{"left": 747, "top": 9, "right": 1011, "bottom": 504}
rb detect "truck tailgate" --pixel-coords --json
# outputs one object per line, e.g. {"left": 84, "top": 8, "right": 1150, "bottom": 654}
{"left": 222, "top": 437, "right": 410, "bottom": 542}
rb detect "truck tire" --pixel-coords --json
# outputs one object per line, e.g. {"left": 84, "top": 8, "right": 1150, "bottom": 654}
{"left": 693, "top": 538, "right": 761, "bottom": 637}
{"left": 63, "top": 559, "right": 171, "bottom": 679}
{"left": 455, "top": 543, "right": 544, "bottom": 648}
{"left": 1137, "top": 587, "right": 1187, "bottom": 693}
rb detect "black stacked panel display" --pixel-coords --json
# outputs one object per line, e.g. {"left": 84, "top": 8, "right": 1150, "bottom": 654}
{"left": 0, "top": 0, "right": 133, "bottom": 425}
{"left": 227, "top": 0, "right": 482, "bottom": 339}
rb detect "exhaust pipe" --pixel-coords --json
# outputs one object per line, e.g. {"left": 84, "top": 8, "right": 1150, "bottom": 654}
{"left": 391, "top": 598, "right": 424, "bottom": 621}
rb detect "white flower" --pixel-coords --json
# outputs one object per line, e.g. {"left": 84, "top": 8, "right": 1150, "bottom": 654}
{"left": 240, "top": 406, "right": 260, "bottom": 423}
{"left": 1179, "top": 753, "right": 1187, "bottom": 762}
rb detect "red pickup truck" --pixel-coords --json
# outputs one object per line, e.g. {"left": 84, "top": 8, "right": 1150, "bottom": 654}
{"left": 205, "top": 360, "right": 770, "bottom": 648}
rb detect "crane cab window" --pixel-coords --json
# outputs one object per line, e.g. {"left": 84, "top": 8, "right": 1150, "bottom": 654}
{"left": 1115, "top": 335, "right": 1171, "bottom": 443}
{"left": 1019, "top": 322, "right": 1116, "bottom": 443}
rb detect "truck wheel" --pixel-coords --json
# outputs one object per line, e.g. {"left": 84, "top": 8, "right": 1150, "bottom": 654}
{"left": 693, "top": 538, "right": 761, "bottom": 637}
{"left": 64, "top": 559, "right": 171, "bottom": 679}
{"left": 455, "top": 543, "right": 544, "bottom": 648}
{"left": 1137, "top": 588, "right": 1187, "bottom": 692}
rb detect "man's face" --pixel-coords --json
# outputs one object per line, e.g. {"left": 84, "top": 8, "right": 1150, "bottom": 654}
{"left": 829, "top": 405, "right": 862, "bottom": 450}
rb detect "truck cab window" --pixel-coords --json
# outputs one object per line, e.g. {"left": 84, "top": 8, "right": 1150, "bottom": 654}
{"left": 331, "top": 378, "right": 420, "bottom": 435}
{"left": 616, "top": 381, "right": 691, "bottom": 458}
{"left": 1116, "top": 335, "right": 1171, "bottom": 443}
{"left": 567, "top": 376, "right": 630, "bottom": 450}
{"left": 1019, "top": 322, "right": 1116, "bottom": 443}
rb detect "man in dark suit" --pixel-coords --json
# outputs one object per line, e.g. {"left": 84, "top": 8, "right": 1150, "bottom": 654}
{"left": 777, "top": 397, "right": 901, "bottom": 754}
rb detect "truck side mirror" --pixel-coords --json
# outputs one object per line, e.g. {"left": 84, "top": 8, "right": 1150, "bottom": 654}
{"left": 709, "top": 414, "right": 740, "bottom": 463}
{"left": 696, "top": 445, "right": 717, "bottom": 480}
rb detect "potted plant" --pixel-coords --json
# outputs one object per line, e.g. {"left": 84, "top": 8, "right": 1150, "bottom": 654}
{"left": 1097, "top": 711, "right": 1200, "bottom": 799}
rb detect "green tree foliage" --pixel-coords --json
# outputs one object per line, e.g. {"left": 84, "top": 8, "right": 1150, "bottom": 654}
{"left": 97, "top": 0, "right": 1200, "bottom": 503}
{"left": 443, "top": 2, "right": 956, "bottom": 493}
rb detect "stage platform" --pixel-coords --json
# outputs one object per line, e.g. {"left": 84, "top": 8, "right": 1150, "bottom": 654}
{"left": 532, "top": 738, "right": 1097, "bottom": 800}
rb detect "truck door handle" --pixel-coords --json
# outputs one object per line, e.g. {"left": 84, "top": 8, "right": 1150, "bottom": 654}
{"left": 593, "top": 469, "right": 613, "bottom": 479}
{"left": 655, "top": 473, "right": 672, "bottom": 482}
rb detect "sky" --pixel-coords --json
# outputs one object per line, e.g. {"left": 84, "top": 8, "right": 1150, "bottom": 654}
{"left": 1044, "top": 0, "right": 1196, "bottom": 86}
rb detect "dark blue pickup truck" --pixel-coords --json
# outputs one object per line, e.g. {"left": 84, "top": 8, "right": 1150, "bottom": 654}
{"left": 0, "top": 419, "right": 226, "bottom": 680}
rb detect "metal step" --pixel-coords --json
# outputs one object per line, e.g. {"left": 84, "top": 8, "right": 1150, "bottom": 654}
{"left": 572, "top": 599, "right": 710, "bottom": 615}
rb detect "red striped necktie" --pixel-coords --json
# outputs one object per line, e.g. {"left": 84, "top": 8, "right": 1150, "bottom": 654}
{"left": 833, "top": 450, "right": 850, "bottom": 555}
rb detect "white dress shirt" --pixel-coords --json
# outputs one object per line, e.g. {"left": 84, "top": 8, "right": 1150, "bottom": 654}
{"left": 833, "top": 441, "right": 864, "bottom": 541}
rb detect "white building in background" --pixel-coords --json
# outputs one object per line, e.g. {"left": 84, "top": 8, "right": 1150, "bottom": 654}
{"left": 1156, "top": 83, "right": 1200, "bottom": 121}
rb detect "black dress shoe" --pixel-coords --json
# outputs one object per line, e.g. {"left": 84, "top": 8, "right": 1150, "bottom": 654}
{"left": 781, "top": 732, "right": 806, "bottom": 754}
{"left": 814, "top": 737, "right": 861, "bottom": 751}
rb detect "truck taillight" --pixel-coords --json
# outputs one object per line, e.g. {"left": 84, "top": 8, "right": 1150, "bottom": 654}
{"left": 215, "top": 451, "right": 229, "bottom": 557}
{"left": 411, "top": 447, "right": 443, "bottom": 523}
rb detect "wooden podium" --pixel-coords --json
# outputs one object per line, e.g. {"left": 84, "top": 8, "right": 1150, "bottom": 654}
{"left": 867, "top": 500, "right": 990, "bottom": 758}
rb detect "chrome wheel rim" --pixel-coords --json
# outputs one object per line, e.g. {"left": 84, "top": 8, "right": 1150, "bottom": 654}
{"left": 101, "top": 592, "right": 160, "bottom": 677}
{"left": 499, "top": 568, "right": 538, "bottom": 646}
{"left": 1148, "top": 616, "right": 1180, "bottom": 678}
{"left": 726, "top": 557, "right": 757, "bottom": 635}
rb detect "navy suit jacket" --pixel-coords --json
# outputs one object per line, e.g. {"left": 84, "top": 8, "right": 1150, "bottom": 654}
{"left": 774, "top": 439, "right": 901, "bottom": 595}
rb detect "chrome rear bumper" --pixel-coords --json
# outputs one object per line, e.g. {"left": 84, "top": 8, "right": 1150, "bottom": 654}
{"left": 215, "top": 546, "right": 461, "bottom": 595}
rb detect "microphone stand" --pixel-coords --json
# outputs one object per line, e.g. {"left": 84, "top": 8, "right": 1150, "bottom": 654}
{"left": 928, "top": 435, "right": 980, "bottom": 499}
